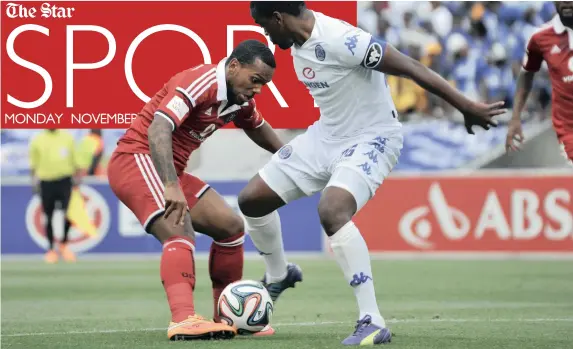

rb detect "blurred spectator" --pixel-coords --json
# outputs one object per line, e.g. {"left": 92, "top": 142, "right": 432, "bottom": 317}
{"left": 540, "top": 1, "right": 556, "bottom": 21}
{"left": 428, "top": 1, "right": 453, "bottom": 39}
{"left": 522, "top": 7, "right": 543, "bottom": 42}
{"left": 467, "top": 3, "right": 494, "bottom": 60}
{"left": 446, "top": 33, "right": 487, "bottom": 101}
{"left": 361, "top": 0, "right": 555, "bottom": 121}
{"left": 481, "top": 43, "right": 515, "bottom": 107}
{"left": 377, "top": 12, "right": 400, "bottom": 47}
{"left": 496, "top": 4, "right": 527, "bottom": 75}
{"left": 357, "top": 3, "right": 378, "bottom": 34}
{"left": 398, "top": 10, "right": 430, "bottom": 48}
{"left": 480, "top": 2, "right": 502, "bottom": 41}
{"left": 382, "top": 1, "right": 418, "bottom": 28}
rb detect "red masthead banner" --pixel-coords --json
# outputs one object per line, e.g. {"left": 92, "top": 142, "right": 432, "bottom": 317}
{"left": 1, "top": 1, "right": 357, "bottom": 129}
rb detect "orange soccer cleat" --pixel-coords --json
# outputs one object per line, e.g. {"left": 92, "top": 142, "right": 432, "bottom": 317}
{"left": 44, "top": 250, "right": 59, "bottom": 264}
{"left": 167, "top": 315, "right": 237, "bottom": 341}
{"left": 59, "top": 244, "right": 77, "bottom": 263}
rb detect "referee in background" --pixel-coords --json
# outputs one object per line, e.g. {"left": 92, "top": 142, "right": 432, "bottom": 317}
{"left": 30, "top": 129, "right": 81, "bottom": 264}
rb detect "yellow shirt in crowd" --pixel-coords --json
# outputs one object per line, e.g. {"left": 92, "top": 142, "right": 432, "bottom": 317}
{"left": 29, "top": 130, "right": 78, "bottom": 181}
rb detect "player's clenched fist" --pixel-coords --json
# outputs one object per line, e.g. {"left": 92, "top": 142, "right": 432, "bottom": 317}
{"left": 163, "top": 183, "right": 188, "bottom": 226}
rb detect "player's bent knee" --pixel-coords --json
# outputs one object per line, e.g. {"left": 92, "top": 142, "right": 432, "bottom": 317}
{"left": 328, "top": 167, "right": 374, "bottom": 212}
{"left": 237, "top": 176, "right": 261, "bottom": 215}
{"left": 199, "top": 212, "right": 244, "bottom": 242}
{"left": 148, "top": 212, "right": 195, "bottom": 244}
{"left": 221, "top": 215, "right": 245, "bottom": 238}
{"left": 211, "top": 215, "right": 246, "bottom": 248}
{"left": 237, "top": 189, "right": 255, "bottom": 216}
{"left": 318, "top": 200, "right": 354, "bottom": 236}
{"left": 238, "top": 175, "right": 284, "bottom": 218}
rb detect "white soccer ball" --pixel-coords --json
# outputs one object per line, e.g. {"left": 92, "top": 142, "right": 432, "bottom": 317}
{"left": 217, "top": 279, "right": 274, "bottom": 334}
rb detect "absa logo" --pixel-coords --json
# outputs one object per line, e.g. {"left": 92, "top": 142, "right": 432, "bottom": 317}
{"left": 399, "top": 183, "right": 470, "bottom": 249}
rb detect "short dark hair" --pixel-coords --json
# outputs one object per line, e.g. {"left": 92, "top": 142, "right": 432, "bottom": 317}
{"left": 227, "top": 39, "right": 276, "bottom": 69}
{"left": 250, "top": 1, "right": 306, "bottom": 18}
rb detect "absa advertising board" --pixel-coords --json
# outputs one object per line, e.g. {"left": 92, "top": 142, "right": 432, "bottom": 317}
{"left": 354, "top": 174, "right": 573, "bottom": 254}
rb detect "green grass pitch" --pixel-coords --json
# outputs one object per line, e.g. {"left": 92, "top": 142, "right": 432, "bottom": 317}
{"left": 2, "top": 258, "right": 573, "bottom": 348}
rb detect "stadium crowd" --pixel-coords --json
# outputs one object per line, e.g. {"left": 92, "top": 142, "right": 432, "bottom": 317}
{"left": 358, "top": 1, "right": 556, "bottom": 122}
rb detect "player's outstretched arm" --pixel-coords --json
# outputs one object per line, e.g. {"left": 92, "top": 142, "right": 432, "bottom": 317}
{"left": 243, "top": 122, "right": 284, "bottom": 154}
{"left": 377, "top": 44, "right": 507, "bottom": 134}
{"left": 505, "top": 70, "right": 536, "bottom": 152}
{"left": 148, "top": 116, "right": 187, "bottom": 225}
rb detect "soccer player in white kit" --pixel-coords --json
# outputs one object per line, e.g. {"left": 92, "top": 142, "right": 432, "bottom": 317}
{"left": 240, "top": 2, "right": 507, "bottom": 345}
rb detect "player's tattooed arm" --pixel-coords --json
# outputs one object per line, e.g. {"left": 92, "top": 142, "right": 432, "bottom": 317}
{"left": 148, "top": 116, "right": 178, "bottom": 185}
{"left": 244, "top": 122, "right": 284, "bottom": 154}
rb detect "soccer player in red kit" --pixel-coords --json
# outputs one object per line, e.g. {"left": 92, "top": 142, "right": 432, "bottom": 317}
{"left": 506, "top": 1, "right": 573, "bottom": 166}
{"left": 107, "top": 40, "right": 284, "bottom": 340}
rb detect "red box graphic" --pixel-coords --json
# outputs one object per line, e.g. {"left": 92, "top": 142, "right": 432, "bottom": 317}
{"left": 1, "top": 1, "right": 357, "bottom": 129}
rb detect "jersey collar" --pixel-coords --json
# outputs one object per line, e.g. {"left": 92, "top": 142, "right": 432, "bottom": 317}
{"left": 552, "top": 15, "right": 573, "bottom": 49}
{"left": 214, "top": 57, "right": 247, "bottom": 117}
{"left": 215, "top": 57, "right": 249, "bottom": 107}
{"left": 216, "top": 58, "right": 228, "bottom": 102}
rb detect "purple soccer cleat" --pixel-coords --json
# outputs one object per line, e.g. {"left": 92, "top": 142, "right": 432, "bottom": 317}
{"left": 341, "top": 315, "right": 392, "bottom": 346}
{"left": 261, "top": 263, "right": 303, "bottom": 302}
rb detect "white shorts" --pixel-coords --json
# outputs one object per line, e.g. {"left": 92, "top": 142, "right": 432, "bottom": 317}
{"left": 259, "top": 125, "right": 403, "bottom": 210}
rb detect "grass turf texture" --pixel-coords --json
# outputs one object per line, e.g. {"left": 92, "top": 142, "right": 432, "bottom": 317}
{"left": 2, "top": 259, "right": 573, "bottom": 348}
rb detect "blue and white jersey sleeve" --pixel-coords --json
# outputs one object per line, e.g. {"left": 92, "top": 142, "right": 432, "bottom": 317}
{"left": 330, "top": 25, "right": 387, "bottom": 70}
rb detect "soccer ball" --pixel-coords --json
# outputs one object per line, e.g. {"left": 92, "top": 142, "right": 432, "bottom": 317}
{"left": 217, "top": 280, "right": 273, "bottom": 334}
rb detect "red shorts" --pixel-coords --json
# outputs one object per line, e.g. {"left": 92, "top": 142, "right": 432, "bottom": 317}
{"left": 108, "top": 152, "right": 210, "bottom": 230}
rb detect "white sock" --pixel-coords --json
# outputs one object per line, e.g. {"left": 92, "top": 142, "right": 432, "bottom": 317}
{"left": 244, "top": 211, "right": 288, "bottom": 283}
{"left": 330, "top": 221, "right": 386, "bottom": 328}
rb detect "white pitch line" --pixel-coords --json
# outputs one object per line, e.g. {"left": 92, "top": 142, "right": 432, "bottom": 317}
{"left": 3, "top": 318, "right": 573, "bottom": 338}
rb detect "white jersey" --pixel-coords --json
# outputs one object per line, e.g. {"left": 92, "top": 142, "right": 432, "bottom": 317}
{"left": 291, "top": 11, "right": 401, "bottom": 138}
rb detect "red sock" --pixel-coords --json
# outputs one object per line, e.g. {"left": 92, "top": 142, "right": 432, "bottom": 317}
{"left": 209, "top": 233, "right": 245, "bottom": 322}
{"left": 160, "top": 236, "right": 196, "bottom": 323}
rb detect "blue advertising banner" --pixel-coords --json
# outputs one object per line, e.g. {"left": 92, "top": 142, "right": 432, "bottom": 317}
{"left": 1, "top": 181, "right": 324, "bottom": 255}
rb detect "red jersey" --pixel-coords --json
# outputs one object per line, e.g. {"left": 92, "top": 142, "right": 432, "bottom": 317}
{"left": 522, "top": 16, "right": 573, "bottom": 141}
{"left": 116, "top": 58, "right": 264, "bottom": 174}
